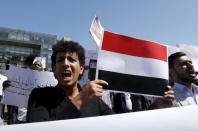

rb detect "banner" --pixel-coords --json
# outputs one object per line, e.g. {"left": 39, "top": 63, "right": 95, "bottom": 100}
{"left": 3, "top": 66, "right": 57, "bottom": 107}
{"left": 0, "top": 106, "right": 198, "bottom": 131}
{"left": 97, "top": 31, "right": 168, "bottom": 96}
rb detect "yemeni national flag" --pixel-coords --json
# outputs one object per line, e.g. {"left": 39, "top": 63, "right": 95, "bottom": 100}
{"left": 97, "top": 31, "right": 168, "bottom": 96}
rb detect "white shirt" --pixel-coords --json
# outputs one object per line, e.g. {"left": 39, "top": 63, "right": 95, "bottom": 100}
{"left": 0, "top": 102, "right": 4, "bottom": 126}
{"left": 17, "top": 107, "right": 27, "bottom": 122}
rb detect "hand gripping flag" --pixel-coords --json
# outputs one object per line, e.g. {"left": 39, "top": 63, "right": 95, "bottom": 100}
{"left": 97, "top": 31, "right": 168, "bottom": 97}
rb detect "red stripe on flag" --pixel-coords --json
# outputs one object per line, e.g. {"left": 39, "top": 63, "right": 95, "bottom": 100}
{"left": 102, "top": 31, "right": 167, "bottom": 62}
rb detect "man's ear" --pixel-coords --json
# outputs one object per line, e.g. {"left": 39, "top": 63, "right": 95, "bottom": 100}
{"left": 79, "top": 65, "right": 84, "bottom": 75}
{"left": 169, "top": 68, "right": 176, "bottom": 78}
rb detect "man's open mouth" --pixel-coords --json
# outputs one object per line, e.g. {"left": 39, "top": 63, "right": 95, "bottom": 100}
{"left": 61, "top": 70, "right": 71, "bottom": 77}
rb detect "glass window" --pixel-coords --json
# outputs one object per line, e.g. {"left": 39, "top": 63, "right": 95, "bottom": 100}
{"left": 0, "top": 32, "right": 8, "bottom": 38}
{"left": 43, "top": 44, "right": 48, "bottom": 48}
{"left": 23, "top": 34, "right": 30, "bottom": 41}
{"left": 17, "top": 33, "right": 23, "bottom": 40}
{"left": 33, "top": 36, "right": 41, "bottom": 42}
{"left": 8, "top": 32, "right": 17, "bottom": 39}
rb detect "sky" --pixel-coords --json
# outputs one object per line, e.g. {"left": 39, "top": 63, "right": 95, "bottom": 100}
{"left": 0, "top": 0, "right": 198, "bottom": 50}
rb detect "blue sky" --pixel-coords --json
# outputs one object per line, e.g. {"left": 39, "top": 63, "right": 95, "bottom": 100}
{"left": 0, "top": 0, "right": 198, "bottom": 50}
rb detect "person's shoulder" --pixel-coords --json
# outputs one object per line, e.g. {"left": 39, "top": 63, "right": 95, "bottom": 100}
{"left": 193, "top": 84, "right": 198, "bottom": 93}
{"left": 30, "top": 87, "right": 57, "bottom": 97}
{"left": 193, "top": 84, "right": 198, "bottom": 88}
{"left": 29, "top": 87, "right": 59, "bottom": 104}
{"left": 32, "top": 86, "right": 56, "bottom": 91}
{"left": 32, "top": 86, "right": 56, "bottom": 92}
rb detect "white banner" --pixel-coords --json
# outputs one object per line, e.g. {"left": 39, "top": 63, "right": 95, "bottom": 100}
{"left": 3, "top": 66, "right": 57, "bottom": 107}
{"left": 0, "top": 106, "right": 198, "bottom": 130}
{"left": 0, "top": 74, "right": 7, "bottom": 96}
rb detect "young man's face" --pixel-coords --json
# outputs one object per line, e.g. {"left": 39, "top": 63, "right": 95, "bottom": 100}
{"left": 53, "top": 52, "right": 84, "bottom": 87}
{"left": 172, "top": 55, "right": 197, "bottom": 83}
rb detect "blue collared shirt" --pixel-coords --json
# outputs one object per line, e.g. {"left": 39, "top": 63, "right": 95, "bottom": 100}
{"left": 173, "top": 82, "right": 198, "bottom": 106}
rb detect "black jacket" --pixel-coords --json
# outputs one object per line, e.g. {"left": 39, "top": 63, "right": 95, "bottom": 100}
{"left": 27, "top": 86, "right": 113, "bottom": 123}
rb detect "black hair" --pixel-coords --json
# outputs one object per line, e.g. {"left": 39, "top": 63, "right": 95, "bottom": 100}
{"left": 168, "top": 52, "right": 187, "bottom": 68}
{"left": 51, "top": 39, "right": 85, "bottom": 70}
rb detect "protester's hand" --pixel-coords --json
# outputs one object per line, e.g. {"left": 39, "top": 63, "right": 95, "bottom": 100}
{"left": 163, "top": 86, "right": 174, "bottom": 102}
{"left": 154, "top": 86, "right": 174, "bottom": 108}
{"left": 82, "top": 80, "right": 108, "bottom": 98}
{"left": 72, "top": 80, "right": 108, "bottom": 110}
{"left": 2, "top": 80, "right": 11, "bottom": 90}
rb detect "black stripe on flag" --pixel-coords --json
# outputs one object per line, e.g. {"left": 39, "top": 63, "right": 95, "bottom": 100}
{"left": 98, "top": 70, "right": 168, "bottom": 96}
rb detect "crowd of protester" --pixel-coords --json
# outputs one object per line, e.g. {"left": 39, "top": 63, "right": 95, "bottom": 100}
{"left": 0, "top": 38, "right": 197, "bottom": 125}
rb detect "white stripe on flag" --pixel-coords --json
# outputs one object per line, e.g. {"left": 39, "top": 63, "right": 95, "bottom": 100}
{"left": 97, "top": 50, "right": 168, "bottom": 80}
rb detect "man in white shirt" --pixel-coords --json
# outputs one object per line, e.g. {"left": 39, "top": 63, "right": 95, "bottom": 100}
{"left": 0, "top": 95, "right": 4, "bottom": 125}
{"left": 17, "top": 57, "right": 45, "bottom": 123}
{"left": 169, "top": 52, "right": 198, "bottom": 106}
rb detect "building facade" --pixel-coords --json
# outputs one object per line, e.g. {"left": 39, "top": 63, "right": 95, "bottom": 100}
{"left": 0, "top": 27, "right": 57, "bottom": 70}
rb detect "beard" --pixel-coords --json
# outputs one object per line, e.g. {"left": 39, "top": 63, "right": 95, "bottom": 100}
{"left": 179, "top": 76, "right": 197, "bottom": 83}
{"left": 175, "top": 69, "right": 197, "bottom": 84}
